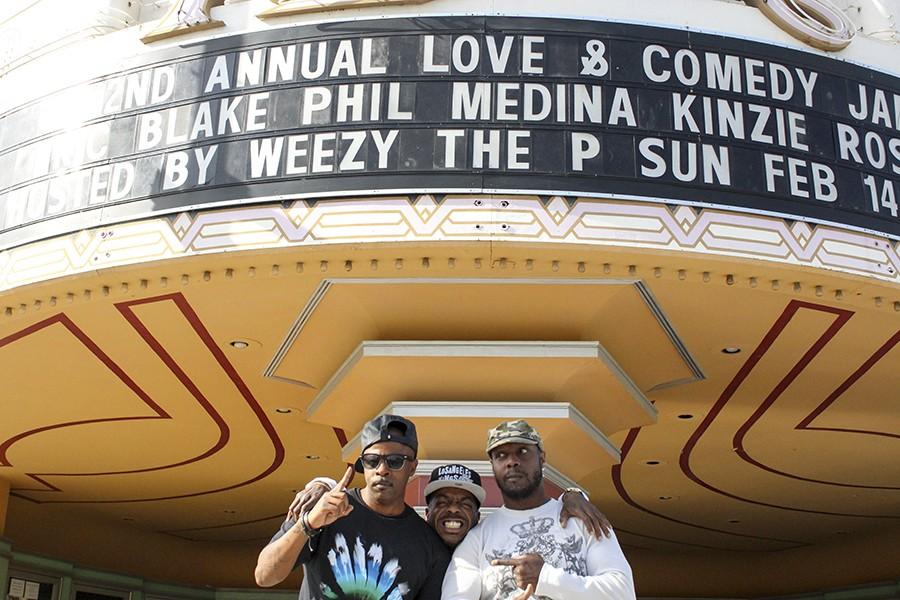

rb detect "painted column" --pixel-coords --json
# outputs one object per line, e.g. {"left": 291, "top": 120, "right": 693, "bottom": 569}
{"left": 58, "top": 576, "right": 73, "bottom": 600}
{"left": 0, "top": 541, "right": 10, "bottom": 600}
{"left": 0, "top": 479, "right": 11, "bottom": 600}
{"left": 0, "top": 477, "right": 8, "bottom": 536}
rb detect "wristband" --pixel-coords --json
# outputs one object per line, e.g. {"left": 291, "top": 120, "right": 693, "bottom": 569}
{"left": 300, "top": 510, "right": 322, "bottom": 537}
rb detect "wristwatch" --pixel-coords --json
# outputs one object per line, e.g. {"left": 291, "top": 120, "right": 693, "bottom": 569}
{"left": 564, "top": 487, "right": 590, "bottom": 501}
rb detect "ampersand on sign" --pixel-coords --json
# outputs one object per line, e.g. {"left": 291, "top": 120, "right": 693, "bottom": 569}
{"left": 580, "top": 39, "right": 609, "bottom": 77}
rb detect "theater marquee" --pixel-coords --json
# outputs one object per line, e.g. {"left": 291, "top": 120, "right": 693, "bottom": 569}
{"left": 1, "top": 16, "right": 898, "bottom": 248}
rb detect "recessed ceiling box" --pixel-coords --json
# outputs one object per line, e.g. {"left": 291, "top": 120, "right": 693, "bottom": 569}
{"left": 306, "top": 340, "right": 656, "bottom": 437}
{"left": 341, "top": 402, "right": 621, "bottom": 481}
{"left": 265, "top": 278, "right": 703, "bottom": 394}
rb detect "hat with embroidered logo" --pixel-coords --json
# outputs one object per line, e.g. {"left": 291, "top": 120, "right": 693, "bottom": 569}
{"left": 424, "top": 464, "right": 486, "bottom": 505}
{"left": 486, "top": 419, "right": 543, "bottom": 454}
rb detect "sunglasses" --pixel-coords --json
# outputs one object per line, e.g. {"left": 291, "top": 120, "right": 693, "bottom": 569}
{"left": 359, "top": 453, "right": 414, "bottom": 470}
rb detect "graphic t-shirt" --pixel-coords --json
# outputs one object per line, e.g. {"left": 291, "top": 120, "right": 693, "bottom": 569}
{"left": 272, "top": 489, "right": 449, "bottom": 600}
{"left": 441, "top": 498, "right": 635, "bottom": 600}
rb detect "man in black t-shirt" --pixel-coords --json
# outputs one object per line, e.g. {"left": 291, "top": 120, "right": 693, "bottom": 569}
{"left": 255, "top": 415, "right": 449, "bottom": 600}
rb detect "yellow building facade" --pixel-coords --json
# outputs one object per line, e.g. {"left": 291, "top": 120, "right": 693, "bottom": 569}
{"left": 1, "top": 1, "right": 898, "bottom": 598}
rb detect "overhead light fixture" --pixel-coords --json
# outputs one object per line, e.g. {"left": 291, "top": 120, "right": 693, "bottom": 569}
{"left": 722, "top": 347, "right": 742, "bottom": 354}
{"left": 677, "top": 414, "right": 694, "bottom": 420}
{"left": 643, "top": 460, "right": 662, "bottom": 466}
{"left": 230, "top": 340, "right": 250, "bottom": 349}
{"left": 275, "top": 407, "right": 293, "bottom": 414}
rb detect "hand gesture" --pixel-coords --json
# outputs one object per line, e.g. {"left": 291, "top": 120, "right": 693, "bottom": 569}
{"left": 560, "top": 491, "right": 611, "bottom": 539}
{"left": 306, "top": 466, "right": 354, "bottom": 530}
{"left": 490, "top": 553, "right": 544, "bottom": 592}
{"left": 287, "top": 480, "right": 332, "bottom": 523}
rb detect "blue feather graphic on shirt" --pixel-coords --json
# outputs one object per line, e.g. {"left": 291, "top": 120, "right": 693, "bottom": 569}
{"left": 322, "top": 533, "right": 410, "bottom": 599}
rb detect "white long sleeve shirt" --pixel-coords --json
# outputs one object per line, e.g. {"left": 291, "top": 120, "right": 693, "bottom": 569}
{"left": 441, "top": 498, "right": 635, "bottom": 600}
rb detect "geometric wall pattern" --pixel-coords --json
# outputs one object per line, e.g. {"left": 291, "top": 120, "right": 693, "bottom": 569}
{"left": 2, "top": 194, "right": 898, "bottom": 292}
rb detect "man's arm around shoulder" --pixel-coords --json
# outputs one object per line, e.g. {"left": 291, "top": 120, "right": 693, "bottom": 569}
{"left": 440, "top": 523, "right": 484, "bottom": 600}
{"left": 415, "top": 531, "right": 452, "bottom": 600}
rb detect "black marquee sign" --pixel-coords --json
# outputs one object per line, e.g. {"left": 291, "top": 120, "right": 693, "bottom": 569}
{"left": 1, "top": 16, "right": 899, "bottom": 248}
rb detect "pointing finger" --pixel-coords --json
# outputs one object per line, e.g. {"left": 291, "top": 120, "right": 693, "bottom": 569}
{"left": 491, "top": 558, "right": 523, "bottom": 567}
{"left": 337, "top": 465, "right": 354, "bottom": 490}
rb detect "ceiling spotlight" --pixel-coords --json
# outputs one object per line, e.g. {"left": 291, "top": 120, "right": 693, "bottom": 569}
{"left": 643, "top": 460, "right": 662, "bottom": 466}
{"left": 275, "top": 407, "right": 293, "bottom": 414}
{"left": 305, "top": 455, "right": 321, "bottom": 460}
{"left": 230, "top": 340, "right": 250, "bottom": 349}
{"left": 728, "top": 519, "right": 741, "bottom": 524}
{"left": 223, "top": 509, "right": 237, "bottom": 514}
{"left": 677, "top": 414, "right": 694, "bottom": 420}
{"left": 658, "top": 495, "right": 674, "bottom": 501}
{"left": 721, "top": 347, "right": 742, "bottom": 354}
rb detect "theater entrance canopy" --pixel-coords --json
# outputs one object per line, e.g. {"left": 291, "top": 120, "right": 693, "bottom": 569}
{"left": 0, "top": 0, "right": 898, "bottom": 598}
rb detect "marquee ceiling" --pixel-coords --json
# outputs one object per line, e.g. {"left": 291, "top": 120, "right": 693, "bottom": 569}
{"left": 1, "top": 239, "right": 898, "bottom": 598}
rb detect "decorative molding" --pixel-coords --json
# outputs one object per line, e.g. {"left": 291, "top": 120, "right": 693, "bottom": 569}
{"left": 0, "top": 195, "right": 897, "bottom": 293}
{"left": 745, "top": 0, "right": 856, "bottom": 52}
{"left": 262, "top": 277, "right": 703, "bottom": 394}
{"left": 141, "top": 0, "right": 225, "bottom": 44}
{"left": 257, "top": 0, "right": 433, "bottom": 19}
{"left": 414, "top": 459, "right": 576, "bottom": 490}
{"left": 340, "top": 401, "right": 622, "bottom": 465}
{"left": 303, "top": 340, "right": 655, "bottom": 425}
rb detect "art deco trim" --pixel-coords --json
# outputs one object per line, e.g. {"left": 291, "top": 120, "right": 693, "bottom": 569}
{"left": 0, "top": 195, "right": 897, "bottom": 293}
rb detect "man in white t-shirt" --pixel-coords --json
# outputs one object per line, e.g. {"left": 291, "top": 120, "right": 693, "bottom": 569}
{"left": 441, "top": 420, "right": 636, "bottom": 600}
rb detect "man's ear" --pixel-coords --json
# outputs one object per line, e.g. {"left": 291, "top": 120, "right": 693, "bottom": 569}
{"left": 473, "top": 511, "right": 480, "bottom": 526}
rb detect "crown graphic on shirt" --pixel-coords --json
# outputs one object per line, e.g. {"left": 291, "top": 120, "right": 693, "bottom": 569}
{"left": 510, "top": 516, "right": 555, "bottom": 539}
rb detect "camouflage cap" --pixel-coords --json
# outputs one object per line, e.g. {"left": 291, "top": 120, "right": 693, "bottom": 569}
{"left": 486, "top": 420, "right": 543, "bottom": 454}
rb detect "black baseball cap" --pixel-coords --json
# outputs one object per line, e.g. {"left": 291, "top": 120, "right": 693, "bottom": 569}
{"left": 354, "top": 414, "right": 418, "bottom": 473}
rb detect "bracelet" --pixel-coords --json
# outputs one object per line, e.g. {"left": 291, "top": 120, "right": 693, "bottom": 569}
{"left": 300, "top": 510, "right": 322, "bottom": 537}
{"left": 564, "top": 487, "right": 590, "bottom": 501}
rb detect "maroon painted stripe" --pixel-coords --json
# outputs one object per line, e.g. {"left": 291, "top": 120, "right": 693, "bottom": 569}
{"left": 732, "top": 328, "right": 900, "bottom": 490}
{"left": 0, "top": 313, "right": 171, "bottom": 471}
{"left": 8, "top": 293, "right": 285, "bottom": 504}
{"left": 798, "top": 329, "right": 900, "bottom": 431}
{"left": 612, "top": 428, "right": 804, "bottom": 547}
{"left": 684, "top": 300, "right": 900, "bottom": 518}
{"left": 333, "top": 427, "right": 348, "bottom": 446}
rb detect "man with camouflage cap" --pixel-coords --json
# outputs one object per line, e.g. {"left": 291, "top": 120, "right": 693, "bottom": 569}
{"left": 442, "top": 420, "right": 636, "bottom": 600}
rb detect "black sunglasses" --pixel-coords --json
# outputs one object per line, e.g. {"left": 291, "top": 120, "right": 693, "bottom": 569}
{"left": 359, "top": 453, "right": 414, "bottom": 470}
